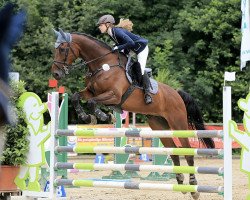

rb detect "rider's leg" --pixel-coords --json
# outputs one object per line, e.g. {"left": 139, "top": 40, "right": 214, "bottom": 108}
{"left": 137, "top": 46, "right": 148, "bottom": 75}
{"left": 137, "top": 46, "right": 152, "bottom": 104}
{"left": 142, "top": 72, "right": 152, "bottom": 104}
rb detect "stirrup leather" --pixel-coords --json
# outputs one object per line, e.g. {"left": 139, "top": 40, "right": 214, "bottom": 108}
{"left": 144, "top": 93, "right": 152, "bottom": 104}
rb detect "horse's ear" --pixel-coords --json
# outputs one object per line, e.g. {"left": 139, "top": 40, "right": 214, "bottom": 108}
{"left": 52, "top": 28, "right": 60, "bottom": 37}
{"left": 58, "top": 28, "right": 72, "bottom": 43}
{"left": 58, "top": 28, "right": 67, "bottom": 40}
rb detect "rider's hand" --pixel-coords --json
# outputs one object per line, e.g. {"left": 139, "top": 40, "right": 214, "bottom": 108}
{"left": 112, "top": 46, "right": 118, "bottom": 52}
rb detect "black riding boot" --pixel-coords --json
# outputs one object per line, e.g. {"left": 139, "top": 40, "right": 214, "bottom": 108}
{"left": 142, "top": 73, "right": 153, "bottom": 104}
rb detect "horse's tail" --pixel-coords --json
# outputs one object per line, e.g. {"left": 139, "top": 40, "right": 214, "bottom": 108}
{"left": 177, "top": 90, "right": 215, "bottom": 149}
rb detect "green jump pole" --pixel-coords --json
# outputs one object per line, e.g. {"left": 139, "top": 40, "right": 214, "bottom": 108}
{"left": 58, "top": 93, "right": 68, "bottom": 178}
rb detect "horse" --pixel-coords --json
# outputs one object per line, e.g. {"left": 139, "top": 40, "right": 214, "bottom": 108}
{"left": 51, "top": 29, "right": 215, "bottom": 200}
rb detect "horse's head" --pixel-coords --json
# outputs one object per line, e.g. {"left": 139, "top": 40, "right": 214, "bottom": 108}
{"left": 51, "top": 28, "right": 79, "bottom": 80}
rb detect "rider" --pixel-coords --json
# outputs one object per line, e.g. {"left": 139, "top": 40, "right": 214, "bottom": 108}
{"left": 97, "top": 14, "right": 152, "bottom": 104}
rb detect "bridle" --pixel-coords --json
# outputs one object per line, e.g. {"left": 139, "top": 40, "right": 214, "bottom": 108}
{"left": 53, "top": 42, "right": 123, "bottom": 76}
{"left": 53, "top": 42, "right": 84, "bottom": 75}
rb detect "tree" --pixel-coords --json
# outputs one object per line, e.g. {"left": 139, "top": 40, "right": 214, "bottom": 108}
{"left": 0, "top": 0, "right": 247, "bottom": 123}
{"left": 153, "top": 40, "right": 183, "bottom": 89}
{"left": 176, "top": 0, "right": 244, "bottom": 122}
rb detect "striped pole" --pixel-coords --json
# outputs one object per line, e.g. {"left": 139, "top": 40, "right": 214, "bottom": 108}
{"left": 55, "top": 146, "right": 223, "bottom": 156}
{"left": 55, "top": 179, "right": 224, "bottom": 194}
{"left": 55, "top": 162, "right": 224, "bottom": 175}
{"left": 56, "top": 128, "right": 223, "bottom": 138}
{"left": 48, "top": 88, "right": 233, "bottom": 200}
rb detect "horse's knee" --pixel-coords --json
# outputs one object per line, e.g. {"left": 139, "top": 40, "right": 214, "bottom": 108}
{"left": 114, "top": 98, "right": 121, "bottom": 105}
{"left": 110, "top": 93, "right": 121, "bottom": 105}
{"left": 71, "top": 92, "right": 80, "bottom": 105}
{"left": 87, "top": 99, "right": 96, "bottom": 113}
{"left": 109, "top": 91, "right": 121, "bottom": 104}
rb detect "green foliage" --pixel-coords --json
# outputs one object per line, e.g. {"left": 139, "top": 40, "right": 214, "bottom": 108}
{"left": 174, "top": 0, "right": 244, "bottom": 122}
{"left": 152, "top": 40, "right": 182, "bottom": 89}
{"left": 1, "top": 81, "right": 29, "bottom": 166}
{"left": 155, "top": 68, "right": 183, "bottom": 89}
{"left": 153, "top": 40, "right": 173, "bottom": 70}
{"left": 0, "top": 0, "right": 248, "bottom": 123}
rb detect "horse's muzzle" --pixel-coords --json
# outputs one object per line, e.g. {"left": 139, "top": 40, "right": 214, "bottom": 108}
{"left": 52, "top": 68, "right": 64, "bottom": 80}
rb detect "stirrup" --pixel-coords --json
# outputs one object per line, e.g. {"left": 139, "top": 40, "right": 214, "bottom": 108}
{"left": 144, "top": 93, "right": 152, "bottom": 104}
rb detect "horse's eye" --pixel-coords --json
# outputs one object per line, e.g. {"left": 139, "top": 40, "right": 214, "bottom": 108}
{"left": 59, "top": 48, "right": 65, "bottom": 53}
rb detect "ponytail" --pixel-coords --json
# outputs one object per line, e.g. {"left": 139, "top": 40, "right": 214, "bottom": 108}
{"left": 116, "top": 18, "right": 133, "bottom": 32}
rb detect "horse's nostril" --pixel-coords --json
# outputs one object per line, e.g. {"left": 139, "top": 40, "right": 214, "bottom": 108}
{"left": 53, "top": 72, "right": 61, "bottom": 80}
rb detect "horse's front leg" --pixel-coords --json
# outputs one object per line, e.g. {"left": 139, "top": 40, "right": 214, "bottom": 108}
{"left": 87, "top": 99, "right": 112, "bottom": 122}
{"left": 88, "top": 90, "right": 120, "bottom": 123}
{"left": 71, "top": 89, "right": 97, "bottom": 124}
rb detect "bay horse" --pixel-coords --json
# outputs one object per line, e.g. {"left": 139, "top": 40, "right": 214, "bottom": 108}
{"left": 51, "top": 29, "right": 214, "bottom": 200}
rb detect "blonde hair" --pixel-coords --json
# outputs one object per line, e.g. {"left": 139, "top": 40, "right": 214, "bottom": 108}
{"left": 116, "top": 18, "right": 133, "bottom": 32}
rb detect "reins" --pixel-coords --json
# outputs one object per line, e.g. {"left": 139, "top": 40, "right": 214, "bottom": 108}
{"left": 53, "top": 41, "right": 123, "bottom": 76}
{"left": 85, "top": 52, "right": 124, "bottom": 78}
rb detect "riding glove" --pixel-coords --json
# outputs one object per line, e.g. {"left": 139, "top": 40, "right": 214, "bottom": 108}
{"left": 112, "top": 46, "right": 118, "bottom": 52}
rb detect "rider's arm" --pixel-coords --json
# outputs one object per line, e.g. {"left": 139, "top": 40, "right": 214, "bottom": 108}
{"left": 113, "top": 28, "right": 135, "bottom": 51}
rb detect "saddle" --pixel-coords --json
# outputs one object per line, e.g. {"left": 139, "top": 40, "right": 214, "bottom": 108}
{"left": 108, "top": 56, "right": 158, "bottom": 113}
{"left": 125, "top": 56, "right": 158, "bottom": 94}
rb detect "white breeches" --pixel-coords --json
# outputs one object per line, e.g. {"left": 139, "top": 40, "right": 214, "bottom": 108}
{"left": 137, "top": 45, "right": 149, "bottom": 75}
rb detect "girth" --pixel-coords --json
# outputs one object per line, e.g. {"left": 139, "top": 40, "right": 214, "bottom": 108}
{"left": 108, "top": 84, "right": 136, "bottom": 114}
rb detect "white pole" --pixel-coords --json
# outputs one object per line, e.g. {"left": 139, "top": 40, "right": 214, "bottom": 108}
{"left": 49, "top": 92, "right": 59, "bottom": 199}
{"left": 223, "top": 86, "right": 232, "bottom": 200}
{"left": 132, "top": 113, "right": 136, "bottom": 126}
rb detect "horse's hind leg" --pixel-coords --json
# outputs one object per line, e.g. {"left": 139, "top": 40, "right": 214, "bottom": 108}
{"left": 147, "top": 116, "right": 185, "bottom": 185}
{"left": 179, "top": 138, "right": 199, "bottom": 199}
{"left": 166, "top": 116, "right": 200, "bottom": 200}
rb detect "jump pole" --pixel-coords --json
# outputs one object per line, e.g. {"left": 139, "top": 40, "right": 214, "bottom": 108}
{"left": 49, "top": 92, "right": 59, "bottom": 199}
{"left": 49, "top": 87, "right": 233, "bottom": 199}
{"left": 223, "top": 86, "right": 232, "bottom": 199}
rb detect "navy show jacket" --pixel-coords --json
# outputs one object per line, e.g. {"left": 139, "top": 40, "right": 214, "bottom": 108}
{"left": 111, "top": 27, "right": 148, "bottom": 54}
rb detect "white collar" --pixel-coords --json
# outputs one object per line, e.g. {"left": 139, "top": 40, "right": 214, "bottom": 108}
{"left": 107, "top": 27, "right": 113, "bottom": 37}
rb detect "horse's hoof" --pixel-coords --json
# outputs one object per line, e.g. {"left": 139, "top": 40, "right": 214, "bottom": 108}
{"left": 189, "top": 177, "right": 198, "bottom": 197}
{"left": 108, "top": 113, "right": 116, "bottom": 124}
{"left": 189, "top": 175, "right": 198, "bottom": 185}
{"left": 89, "top": 115, "right": 97, "bottom": 124}
{"left": 191, "top": 192, "right": 200, "bottom": 200}
{"left": 176, "top": 173, "right": 184, "bottom": 184}
{"left": 176, "top": 173, "right": 186, "bottom": 194}
{"left": 181, "top": 191, "right": 187, "bottom": 195}
{"left": 189, "top": 179, "right": 198, "bottom": 185}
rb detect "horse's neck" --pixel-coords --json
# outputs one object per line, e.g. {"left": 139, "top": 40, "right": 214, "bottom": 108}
{"left": 73, "top": 34, "right": 128, "bottom": 70}
{"left": 74, "top": 35, "right": 106, "bottom": 60}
